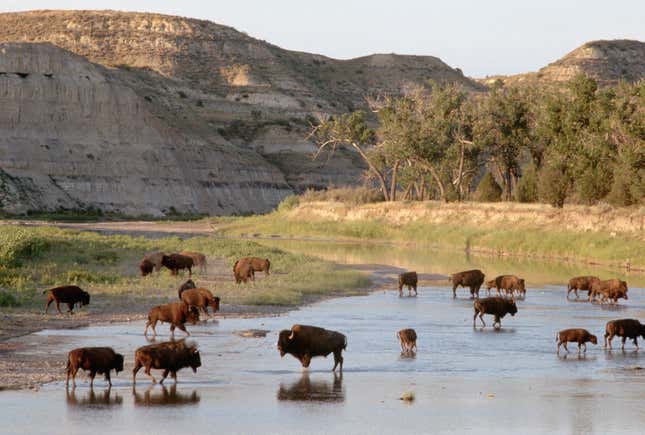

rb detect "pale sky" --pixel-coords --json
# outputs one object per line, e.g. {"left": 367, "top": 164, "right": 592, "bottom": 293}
{"left": 1, "top": 0, "right": 643, "bottom": 77}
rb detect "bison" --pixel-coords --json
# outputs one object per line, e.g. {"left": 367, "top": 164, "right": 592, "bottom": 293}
{"left": 604, "top": 319, "right": 645, "bottom": 350}
{"left": 589, "top": 279, "right": 628, "bottom": 304}
{"left": 566, "top": 276, "right": 600, "bottom": 299}
{"left": 556, "top": 328, "right": 598, "bottom": 354}
{"left": 162, "top": 254, "right": 194, "bottom": 276}
{"left": 144, "top": 302, "right": 200, "bottom": 338}
{"left": 277, "top": 325, "right": 347, "bottom": 372}
{"left": 450, "top": 269, "right": 485, "bottom": 298}
{"left": 179, "top": 251, "right": 208, "bottom": 274}
{"left": 233, "top": 259, "right": 255, "bottom": 284}
{"left": 490, "top": 275, "right": 526, "bottom": 298}
{"left": 177, "top": 279, "right": 196, "bottom": 298}
{"left": 139, "top": 259, "right": 154, "bottom": 277}
{"left": 473, "top": 297, "right": 518, "bottom": 329}
{"left": 240, "top": 257, "right": 271, "bottom": 276}
{"left": 398, "top": 271, "right": 418, "bottom": 297}
{"left": 143, "top": 251, "right": 165, "bottom": 272}
{"left": 66, "top": 347, "right": 124, "bottom": 388}
{"left": 397, "top": 328, "right": 417, "bottom": 354}
{"left": 180, "top": 288, "right": 220, "bottom": 317}
{"left": 132, "top": 340, "right": 201, "bottom": 384}
{"left": 44, "top": 285, "right": 90, "bottom": 314}
{"left": 485, "top": 279, "right": 496, "bottom": 295}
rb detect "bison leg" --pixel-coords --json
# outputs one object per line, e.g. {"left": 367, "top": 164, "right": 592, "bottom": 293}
{"left": 332, "top": 350, "right": 344, "bottom": 372}
{"left": 55, "top": 300, "right": 63, "bottom": 314}
{"left": 621, "top": 336, "right": 627, "bottom": 351}
{"left": 605, "top": 332, "right": 614, "bottom": 349}
{"left": 44, "top": 295, "right": 54, "bottom": 314}
{"left": 634, "top": 337, "right": 639, "bottom": 350}
{"left": 175, "top": 323, "right": 190, "bottom": 336}
{"left": 67, "top": 302, "right": 75, "bottom": 314}
{"left": 67, "top": 366, "right": 79, "bottom": 388}
{"left": 132, "top": 362, "right": 142, "bottom": 385}
{"left": 562, "top": 342, "right": 569, "bottom": 353}
{"left": 452, "top": 284, "right": 458, "bottom": 298}
{"left": 159, "top": 369, "right": 169, "bottom": 384}
{"left": 188, "top": 267, "right": 192, "bottom": 277}
{"left": 473, "top": 309, "right": 478, "bottom": 327}
{"left": 582, "top": 342, "right": 587, "bottom": 353}
{"left": 105, "top": 372, "right": 112, "bottom": 387}
{"left": 556, "top": 341, "right": 561, "bottom": 354}
{"left": 172, "top": 371, "right": 178, "bottom": 383}
{"left": 493, "top": 315, "right": 501, "bottom": 329}
{"left": 145, "top": 366, "right": 157, "bottom": 384}
{"left": 301, "top": 354, "right": 312, "bottom": 368}
{"left": 89, "top": 371, "right": 96, "bottom": 388}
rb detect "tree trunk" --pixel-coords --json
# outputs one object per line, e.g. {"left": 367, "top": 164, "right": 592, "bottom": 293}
{"left": 390, "top": 160, "right": 400, "bottom": 202}
{"left": 455, "top": 141, "right": 466, "bottom": 201}
{"left": 402, "top": 182, "right": 414, "bottom": 200}
{"left": 350, "top": 142, "right": 390, "bottom": 201}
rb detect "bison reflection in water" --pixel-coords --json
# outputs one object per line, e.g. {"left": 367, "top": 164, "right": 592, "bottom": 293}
{"left": 277, "top": 373, "right": 344, "bottom": 403}
{"left": 66, "top": 386, "right": 123, "bottom": 407}
{"left": 133, "top": 384, "right": 200, "bottom": 407}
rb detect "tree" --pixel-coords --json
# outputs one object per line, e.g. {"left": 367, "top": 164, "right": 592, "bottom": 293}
{"left": 475, "top": 173, "right": 502, "bottom": 202}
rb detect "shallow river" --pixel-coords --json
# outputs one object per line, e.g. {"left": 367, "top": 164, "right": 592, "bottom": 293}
{"left": 2, "top": 241, "right": 645, "bottom": 434}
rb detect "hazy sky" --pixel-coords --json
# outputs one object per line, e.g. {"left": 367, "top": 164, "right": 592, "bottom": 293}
{"left": 1, "top": 0, "right": 643, "bottom": 77}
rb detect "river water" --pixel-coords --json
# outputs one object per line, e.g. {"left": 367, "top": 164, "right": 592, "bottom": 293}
{"left": 2, "top": 241, "right": 645, "bottom": 434}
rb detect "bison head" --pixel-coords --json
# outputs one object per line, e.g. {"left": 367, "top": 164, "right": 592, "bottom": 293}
{"left": 640, "top": 324, "right": 645, "bottom": 340}
{"left": 140, "top": 260, "right": 154, "bottom": 277}
{"left": 589, "top": 335, "right": 598, "bottom": 345}
{"left": 277, "top": 330, "right": 292, "bottom": 357}
{"left": 161, "top": 255, "right": 171, "bottom": 267}
{"left": 211, "top": 297, "right": 221, "bottom": 312}
{"left": 80, "top": 291, "right": 90, "bottom": 306}
{"left": 189, "top": 348, "right": 201, "bottom": 373}
{"left": 485, "top": 280, "right": 495, "bottom": 290}
{"left": 114, "top": 353, "right": 125, "bottom": 373}
{"left": 507, "top": 300, "right": 518, "bottom": 316}
{"left": 518, "top": 279, "right": 526, "bottom": 292}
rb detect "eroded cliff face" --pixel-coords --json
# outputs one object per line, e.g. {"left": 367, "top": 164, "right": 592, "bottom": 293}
{"left": 0, "top": 43, "right": 292, "bottom": 216}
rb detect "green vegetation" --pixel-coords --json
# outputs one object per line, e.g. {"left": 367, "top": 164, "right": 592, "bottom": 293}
{"left": 474, "top": 173, "right": 502, "bottom": 202}
{"left": 311, "top": 76, "right": 644, "bottom": 207}
{"left": 0, "top": 225, "right": 370, "bottom": 308}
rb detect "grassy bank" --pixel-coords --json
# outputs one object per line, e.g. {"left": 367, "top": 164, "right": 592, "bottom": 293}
{"left": 212, "top": 201, "right": 645, "bottom": 270}
{"left": 0, "top": 225, "right": 370, "bottom": 308}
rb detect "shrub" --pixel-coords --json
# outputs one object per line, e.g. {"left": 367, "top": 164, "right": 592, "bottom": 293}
{"left": 0, "top": 230, "right": 50, "bottom": 267}
{"left": 515, "top": 165, "right": 539, "bottom": 203}
{"left": 538, "top": 164, "right": 569, "bottom": 208}
{"left": 277, "top": 195, "right": 300, "bottom": 212}
{"left": 0, "top": 290, "right": 19, "bottom": 307}
{"left": 475, "top": 173, "right": 502, "bottom": 202}
{"left": 299, "top": 187, "right": 384, "bottom": 205}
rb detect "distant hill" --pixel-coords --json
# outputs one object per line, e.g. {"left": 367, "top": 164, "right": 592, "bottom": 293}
{"left": 479, "top": 39, "right": 645, "bottom": 87}
{"left": 0, "top": 10, "right": 483, "bottom": 216}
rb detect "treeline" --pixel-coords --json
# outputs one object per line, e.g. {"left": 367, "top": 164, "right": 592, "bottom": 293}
{"left": 311, "top": 75, "right": 644, "bottom": 207}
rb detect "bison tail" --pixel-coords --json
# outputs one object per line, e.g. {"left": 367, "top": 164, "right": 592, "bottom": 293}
{"left": 42, "top": 288, "right": 50, "bottom": 294}
{"left": 343, "top": 336, "right": 348, "bottom": 350}
{"left": 232, "top": 260, "right": 239, "bottom": 273}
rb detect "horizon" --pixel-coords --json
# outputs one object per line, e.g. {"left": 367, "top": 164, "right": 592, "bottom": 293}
{"left": 0, "top": 1, "right": 643, "bottom": 77}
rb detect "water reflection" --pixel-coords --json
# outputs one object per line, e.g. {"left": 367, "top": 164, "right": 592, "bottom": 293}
{"left": 132, "top": 385, "right": 200, "bottom": 407}
{"left": 66, "top": 386, "right": 123, "bottom": 407}
{"left": 277, "top": 373, "right": 344, "bottom": 403}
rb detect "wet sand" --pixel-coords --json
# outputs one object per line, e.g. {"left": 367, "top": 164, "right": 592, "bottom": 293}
{"left": 2, "top": 285, "right": 645, "bottom": 434}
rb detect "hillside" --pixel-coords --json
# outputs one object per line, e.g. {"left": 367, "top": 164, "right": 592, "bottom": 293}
{"left": 480, "top": 39, "right": 645, "bottom": 87}
{"left": 0, "top": 10, "right": 484, "bottom": 215}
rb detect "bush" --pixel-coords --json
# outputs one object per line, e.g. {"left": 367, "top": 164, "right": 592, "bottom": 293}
{"left": 0, "top": 230, "right": 50, "bottom": 267}
{"left": 277, "top": 195, "right": 300, "bottom": 213}
{"left": 538, "top": 164, "right": 569, "bottom": 208}
{"left": 299, "top": 187, "right": 384, "bottom": 205}
{"left": 515, "top": 165, "right": 539, "bottom": 203}
{"left": 0, "top": 290, "right": 19, "bottom": 307}
{"left": 475, "top": 173, "right": 502, "bottom": 202}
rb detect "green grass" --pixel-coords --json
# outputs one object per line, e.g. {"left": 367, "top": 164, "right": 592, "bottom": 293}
{"left": 212, "top": 211, "right": 644, "bottom": 269}
{"left": 0, "top": 225, "right": 370, "bottom": 308}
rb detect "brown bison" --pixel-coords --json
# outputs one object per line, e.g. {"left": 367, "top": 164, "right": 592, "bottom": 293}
{"left": 450, "top": 269, "right": 485, "bottom": 298}
{"left": 132, "top": 340, "right": 201, "bottom": 384}
{"left": 162, "top": 254, "right": 194, "bottom": 276}
{"left": 566, "top": 276, "right": 600, "bottom": 299}
{"left": 44, "top": 285, "right": 90, "bottom": 314}
{"left": 139, "top": 259, "right": 154, "bottom": 277}
{"left": 473, "top": 297, "right": 518, "bottom": 329}
{"left": 177, "top": 279, "right": 197, "bottom": 298}
{"left": 485, "top": 279, "right": 496, "bottom": 295}
{"left": 180, "top": 288, "right": 220, "bottom": 317}
{"left": 604, "top": 319, "right": 645, "bottom": 350}
{"left": 66, "top": 347, "right": 124, "bottom": 388}
{"left": 398, "top": 271, "right": 418, "bottom": 297}
{"left": 397, "top": 328, "right": 417, "bottom": 353}
{"left": 233, "top": 259, "right": 255, "bottom": 284}
{"left": 242, "top": 257, "right": 271, "bottom": 276}
{"left": 143, "top": 251, "right": 165, "bottom": 272}
{"left": 556, "top": 328, "right": 598, "bottom": 354}
{"left": 490, "top": 275, "right": 526, "bottom": 298}
{"left": 589, "top": 279, "right": 628, "bottom": 304}
{"left": 144, "top": 302, "right": 200, "bottom": 338}
{"left": 277, "top": 325, "right": 347, "bottom": 372}
{"left": 180, "top": 251, "right": 208, "bottom": 274}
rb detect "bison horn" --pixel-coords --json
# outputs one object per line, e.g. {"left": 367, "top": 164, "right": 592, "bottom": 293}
{"left": 288, "top": 331, "right": 295, "bottom": 340}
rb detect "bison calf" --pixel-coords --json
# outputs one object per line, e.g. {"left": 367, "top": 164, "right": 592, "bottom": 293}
{"left": 66, "top": 347, "right": 124, "bottom": 388}
{"left": 179, "top": 251, "right": 207, "bottom": 274}
{"left": 556, "top": 328, "right": 597, "bottom": 354}
{"left": 473, "top": 297, "right": 518, "bottom": 329}
{"left": 177, "top": 279, "right": 196, "bottom": 298}
{"left": 233, "top": 259, "right": 255, "bottom": 284}
{"left": 144, "top": 302, "right": 200, "bottom": 338}
{"left": 139, "top": 259, "right": 154, "bottom": 277}
{"left": 450, "top": 269, "right": 485, "bottom": 298}
{"left": 132, "top": 340, "right": 201, "bottom": 384}
{"left": 44, "top": 285, "right": 90, "bottom": 314}
{"left": 397, "top": 328, "right": 417, "bottom": 354}
{"left": 566, "top": 276, "right": 599, "bottom": 299}
{"left": 180, "top": 288, "right": 220, "bottom": 317}
{"left": 604, "top": 319, "right": 645, "bottom": 350}
{"left": 398, "top": 272, "right": 418, "bottom": 297}
{"left": 277, "top": 325, "right": 347, "bottom": 372}
{"left": 589, "top": 279, "right": 628, "bottom": 305}
{"left": 162, "top": 254, "right": 194, "bottom": 276}
{"left": 143, "top": 251, "right": 165, "bottom": 272}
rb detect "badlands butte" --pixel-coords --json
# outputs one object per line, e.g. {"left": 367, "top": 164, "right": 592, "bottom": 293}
{"left": 0, "top": 10, "right": 643, "bottom": 216}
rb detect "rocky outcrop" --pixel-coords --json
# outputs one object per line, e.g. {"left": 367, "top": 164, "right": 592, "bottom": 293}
{"left": 0, "top": 42, "right": 291, "bottom": 216}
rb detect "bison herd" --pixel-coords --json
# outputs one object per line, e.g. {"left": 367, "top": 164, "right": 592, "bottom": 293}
{"left": 42, "top": 254, "right": 636, "bottom": 388}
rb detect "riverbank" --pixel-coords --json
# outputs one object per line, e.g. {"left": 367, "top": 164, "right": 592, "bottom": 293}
{"left": 212, "top": 201, "right": 645, "bottom": 271}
